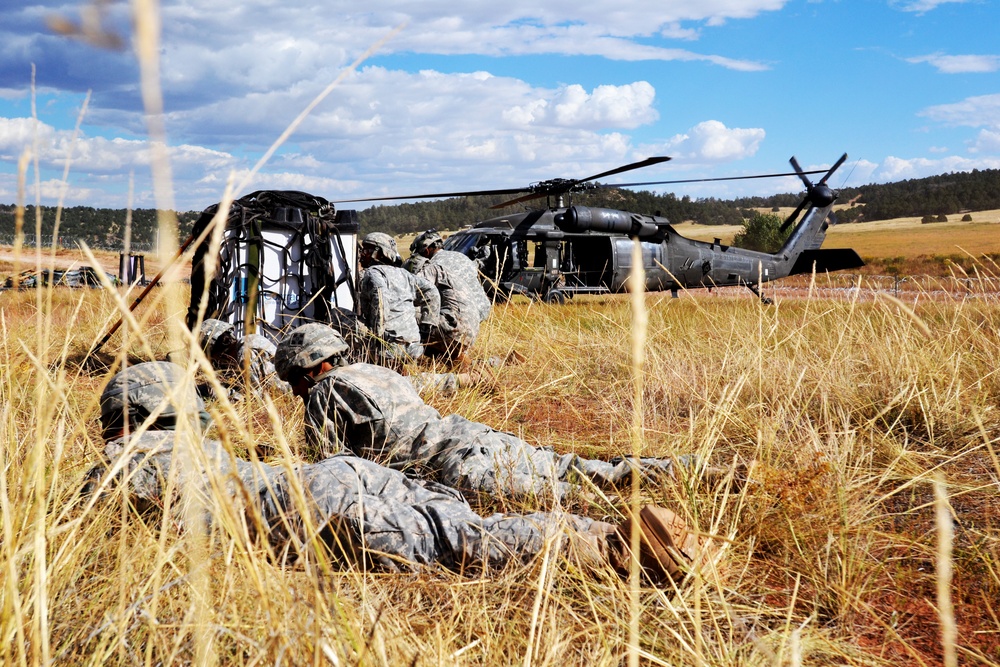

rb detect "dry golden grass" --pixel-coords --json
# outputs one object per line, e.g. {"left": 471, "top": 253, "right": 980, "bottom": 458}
{"left": 676, "top": 210, "right": 1000, "bottom": 262}
{"left": 2, "top": 276, "right": 999, "bottom": 665}
{"left": 5, "top": 2, "right": 998, "bottom": 663}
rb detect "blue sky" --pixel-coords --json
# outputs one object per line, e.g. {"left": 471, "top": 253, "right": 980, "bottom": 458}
{"left": 1, "top": 0, "right": 998, "bottom": 212}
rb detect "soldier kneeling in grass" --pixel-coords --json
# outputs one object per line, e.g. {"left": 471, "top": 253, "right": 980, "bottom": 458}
{"left": 85, "top": 361, "right": 706, "bottom": 584}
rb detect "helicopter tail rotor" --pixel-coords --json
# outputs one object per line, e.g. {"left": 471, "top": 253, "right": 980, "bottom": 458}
{"left": 779, "top": 153, "right": 846, "bottom": 233}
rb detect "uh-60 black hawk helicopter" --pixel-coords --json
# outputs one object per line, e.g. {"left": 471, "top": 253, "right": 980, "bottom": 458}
{"left": 335, "top": 153, "right": 864, "bottom": 304}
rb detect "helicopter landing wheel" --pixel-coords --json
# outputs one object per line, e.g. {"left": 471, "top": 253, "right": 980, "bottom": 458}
{"left": 543, "top": 289, "right": 567, "bottom": 305}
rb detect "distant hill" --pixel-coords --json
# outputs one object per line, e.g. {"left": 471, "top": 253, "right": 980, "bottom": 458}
{"left": 2, "top": 168, "right": 999, "bottom": 246}
{"left": 0, "top": 204, "right": 199, "bottom": 251}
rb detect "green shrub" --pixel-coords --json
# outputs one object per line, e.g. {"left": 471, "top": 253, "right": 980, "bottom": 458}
{"left": 731, "top": 212, "right": 791, "bottom": 253}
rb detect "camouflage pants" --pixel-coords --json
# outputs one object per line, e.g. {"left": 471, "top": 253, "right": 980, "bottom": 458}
{"left": 258, "top": 454, "right": 612, "bottom": 572}
{"left": 95, "top": 433, "right": 611, "bottom": 574}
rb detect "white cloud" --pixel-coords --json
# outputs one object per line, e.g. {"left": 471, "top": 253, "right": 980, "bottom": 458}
{"left": 890, "top": 0, "right": 968, "bottom": 13}
{"left": 0, "top": 114, "right": 249, "bottom": 207}
{"left": 146, "top": 0, "right": 780, "bottom": 94}
{"left": 0, "top": 117, "right": 55, "bottom": 159}
{"left": 504, "top": 82, "right": 657, "bottom": 130}
{"left": 207, "top": 168, "right": 351, "bottom": 197}
{"left": 646, "top": 120, "right": 765, "bottom": 162}
{"left": 660, "top": 23, "right": 700, "bottom": 40}
{"left": 0, "top": 116, "right": 237, "bottom": 175}
{"left": 870, "top": 154, "right": 1000, "bottom": 182}
{"left": 970, "top": 129, "right": 1000, "bottom": 154}
{"left": 0, "top": 68, "right": 679, "bottom": 207}
{"left": 920, "top": 94, "right": 1000, "bottom": 129}
{"left": 839, "top": 159, "right": 880, "bottom": 187}
{"left": 167, "top": 68, "right": 667, "bottom": 182}
{"left": 907, "top": 53, "right": 1000, "bottom": 74}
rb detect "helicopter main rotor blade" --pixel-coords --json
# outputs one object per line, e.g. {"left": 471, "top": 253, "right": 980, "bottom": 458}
{"left": 490, "top": 156, "right": 673, "bottom": 208}
{"left": 575, "top": 156, "right": 672, "bottom": 184}
{"left": 331, "top": 155, "right": 842, "bottom": 208}
{"left": 602, "top": 168, "right": 828, "bottom": 189}
{"left": 331, "top": 186, "right": 530, "bottom": 204}
{"left": 337, "top": 156, "right": 673, "bottom": 207}
{"left": 489, "top": 191, "right": 548, "bottom": 209}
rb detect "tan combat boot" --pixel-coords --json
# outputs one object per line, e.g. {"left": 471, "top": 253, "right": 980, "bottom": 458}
{"left": 609, "top": 505, "right": 706, "bottom": 584}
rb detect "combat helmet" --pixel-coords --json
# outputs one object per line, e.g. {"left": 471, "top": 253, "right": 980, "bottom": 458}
{"left": 411, "top": 229, "right": 444, "bottom": 255}
{"left": 199, "top": 318, "right": 237, "bottom": 352}
{"left": 274, "top": 323, "right": 350, "bottom": 382}
{"left": 359, "top": 232, "right": 401, "bottom": 263}
{"left": 99, "top": 361, "right": 208, "bottom": 437}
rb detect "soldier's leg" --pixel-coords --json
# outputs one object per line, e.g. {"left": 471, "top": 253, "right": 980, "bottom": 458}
{"left": 433, "top": 430, "right": 577, "bottom": 500}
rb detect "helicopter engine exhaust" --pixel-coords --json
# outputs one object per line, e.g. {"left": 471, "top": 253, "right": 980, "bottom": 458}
{"left": 554, "top": 206, "right": 660, "bottom": 237}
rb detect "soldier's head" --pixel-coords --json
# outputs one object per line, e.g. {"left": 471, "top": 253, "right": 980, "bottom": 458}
{"left": 359, "top": 232, "right": 401, "bottom": 268}
{"left": 411, "top": 229, "right": 444, "bottom": 258}
{"left": 199, "top": 318, "right": 240, "bottom": 361}
{"left": 99, "top": 361, "right": 210, "bottom": 439}
{"left": 274, "top": 323, "right": 350, "bottom": 398}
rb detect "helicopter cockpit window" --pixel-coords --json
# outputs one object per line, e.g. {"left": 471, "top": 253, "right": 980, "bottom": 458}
{"left": 443, "top": 232, "right": 479, "bottom": 256}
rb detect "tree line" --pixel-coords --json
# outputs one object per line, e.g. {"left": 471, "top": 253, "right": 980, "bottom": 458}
{"left": 0, "top": 205, "right": 200, "bottom": 249}
{"left": 2, "top": 167, "right": 999, "bottom": 246}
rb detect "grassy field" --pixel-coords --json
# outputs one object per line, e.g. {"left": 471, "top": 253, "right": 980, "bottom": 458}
{"left": 3, "top": 205, "right": 1000, "bottom": 286}
{"left": 3, "top": 2, "right": 999, "bottom": 660}
{"left": 676, "top": 208, "right": 1000, "bottom": 265}
{"left": 1, "top": 274, "right": 999, "bottom": 665}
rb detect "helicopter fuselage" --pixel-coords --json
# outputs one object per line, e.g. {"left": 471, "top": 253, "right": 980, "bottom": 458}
{"left": 443, "top": 201, "right": 862, "bottom": 302}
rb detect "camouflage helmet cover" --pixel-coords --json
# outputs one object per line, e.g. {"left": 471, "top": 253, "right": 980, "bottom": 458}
{"left": 199, "top": 318, "right": 235, "bottom": 348}
{"left": 274, "top": 323, "right": 350, "bottom": 381}
{"left": 99, "top": 361, "right": 205, "bottom": 434}
{"left": 360, "top": 232, "right": 400, "bottom": 262}
{"left": 411, "top": 229, "right": 444, "bottom": 253}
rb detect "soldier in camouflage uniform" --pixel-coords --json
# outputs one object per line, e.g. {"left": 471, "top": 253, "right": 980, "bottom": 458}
{"left": 275, "top": 324, "right": 694, "bottom": 501}
{"left": 199, "top": 319, "right": 289, "bottom": 397}
{"left": 411, "top": 229, "right": 492, "bottom": 360}
{"left": 324, "top": 311, "right": 481, "bottom": 396}
{"left": 87, "top": 361, "right": 702, "bottom": 582}
{"left": 358, "top": 232, "right": 441, "bottom": 365}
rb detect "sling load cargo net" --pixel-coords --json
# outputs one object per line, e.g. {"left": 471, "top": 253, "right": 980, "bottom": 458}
{"left": 187, "top": 190, "right": 358, "bottom": 344}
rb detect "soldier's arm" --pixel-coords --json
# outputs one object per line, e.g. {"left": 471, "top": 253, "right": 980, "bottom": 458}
{"left": 359, "top": 272, "right": 387, "bottom": 336}
{"left": 412, "top": 273, "right": 441, "bottom": 324}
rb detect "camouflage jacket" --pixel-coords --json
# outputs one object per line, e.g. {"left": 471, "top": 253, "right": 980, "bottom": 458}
{"left": 359, "top": 265, "right": 440, "bottom": 346}
{"left": 418, "top": 250, "right": 491, "bottom": 345}
{"left": 303, "top": 362, "right": 676, "bottom": 500}
{"left": 304, "top": 362, "right": 441, "bottom": 463}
